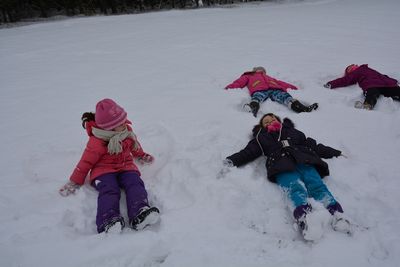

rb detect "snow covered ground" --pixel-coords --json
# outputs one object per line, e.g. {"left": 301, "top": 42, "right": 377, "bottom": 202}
{"left": 1, "top": 0, "right": 400, "bottom": 266}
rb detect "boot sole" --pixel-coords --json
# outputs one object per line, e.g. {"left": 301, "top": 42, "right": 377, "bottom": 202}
{"left": 134, "top": 211, "right": 160, "bottom": 230}
{"left": 243, "top": 104, "right": 252, "bottom": 113}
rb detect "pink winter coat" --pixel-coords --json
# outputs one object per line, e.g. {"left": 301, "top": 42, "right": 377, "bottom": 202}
{"left": 69, "top": 121, "right": 145, "bottom": 185}
{"left": 225, "top": 71, "right": 298, "bottom": 95}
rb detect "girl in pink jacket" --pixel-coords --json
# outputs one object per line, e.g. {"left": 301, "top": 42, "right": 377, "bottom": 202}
{"left": 59, "top": 98, "right": 160, "bottom": 233}
{"left": 225, "top": 67, "right": 318, "bottom": 117}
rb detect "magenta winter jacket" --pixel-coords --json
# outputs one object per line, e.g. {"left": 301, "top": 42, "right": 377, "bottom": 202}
{"left": 225, "top": 71, "right": 298, "bottom": 95}
{"left": 69, "top": 121, "right": 145, "bottom": 185}
{"left": 328, "top": 64, "right": 399, "bottom": 91}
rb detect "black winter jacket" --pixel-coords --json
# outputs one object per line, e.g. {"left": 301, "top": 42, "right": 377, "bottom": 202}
{"left": 227, "top": 118, "right": 341, "bottom": 183}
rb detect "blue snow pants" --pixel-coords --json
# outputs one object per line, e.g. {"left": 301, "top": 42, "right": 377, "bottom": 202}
{"left": 251, "top": 89, "right": 293, "bottom": 106}
{"left": 275, "top": 164, "right": 337, "bottom": 208}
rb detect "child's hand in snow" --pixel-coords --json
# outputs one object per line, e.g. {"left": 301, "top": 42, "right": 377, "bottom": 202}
{"left": 59, "top": 181, "right": 80, "bottom": 197}
{"left": 223, "top": 158, "right": 234, "bottom": 167}
{"left": 138, "top": 153, "right": 154, "bottom": 165}
{"left": 217, "top": 159, "right": 234, "bottom": 179}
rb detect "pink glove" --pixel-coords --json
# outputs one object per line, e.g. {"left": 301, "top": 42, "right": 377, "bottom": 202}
{"left": 138, "top": 153, "right": 154, "bottom": 165}
{"left": 59, "top": 181, "right": 80, "bottom": 197}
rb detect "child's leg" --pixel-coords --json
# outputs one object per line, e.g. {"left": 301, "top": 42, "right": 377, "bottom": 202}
{"left": 381, "top": 86, "right": 400, "bottom": 102}
{"left": 296, "top": 164, "right": 339, "bottom": 209}
{"left": 94, "top": 173, "right": 123, "bottom": 233}
{"left": 269, "top": 90, "right": 318, "bottom": 113}
{"left": 276, "top": 170, "right": 312, "bottom": 231}
{"left": 364, "top": 88, "right": 381, "bottom": 108}
{"left": 276, "top": 170, "right": 309, "bottom": 208}
{"left": 297, "top": 164, "right": 351, "bottom": 235}
{"left": 118, "top": 171, "right": 149, "bottom": 221}
{"left": 251, "top": 90, "right": 272, "bottom": 103}
{"left": 268, "top": 90, "right": 293, "bottom": 106}
{"left": 245, "top": 91, "right": 271, "bottom": 117}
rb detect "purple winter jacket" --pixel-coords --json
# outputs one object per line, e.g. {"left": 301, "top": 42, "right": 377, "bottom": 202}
{"left": 328, "top": 64, "right": 399, "bottom": 91}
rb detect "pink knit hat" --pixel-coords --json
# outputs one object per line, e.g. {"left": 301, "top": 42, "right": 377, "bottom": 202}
{"left": 95, "top": 98, "right": 127, "bottom": 130}
{"left": 345, "top": 64, "right": 359, "bottom": 75}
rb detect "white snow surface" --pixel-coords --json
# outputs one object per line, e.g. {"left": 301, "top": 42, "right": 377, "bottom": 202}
{"left": 1, "top": 0, "right": 400, "bottom": 266}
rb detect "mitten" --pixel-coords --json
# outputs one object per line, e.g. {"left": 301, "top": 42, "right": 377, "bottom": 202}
{"left": 59, "top": 181, "right": 80, "bottom": 197}
{"left": 323, "top": 83, "right": 331, "bottom": 89}
{"left": 217, "top": 159, "right": 234, "bottom": 179}
{"left": 223, "top": 158, "right": 234, "bottom": 167}
{"left": 138, "top": 153, "right": 154, "bottom": 165}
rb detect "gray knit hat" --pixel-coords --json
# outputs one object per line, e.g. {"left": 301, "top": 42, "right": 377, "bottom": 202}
{"left": 252, "top": 66, "right": 266, "bottom": 73}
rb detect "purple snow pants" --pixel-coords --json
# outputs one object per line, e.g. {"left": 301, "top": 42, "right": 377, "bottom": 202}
{"left": 93, "top": 171, "right": 149, "bottom": 233}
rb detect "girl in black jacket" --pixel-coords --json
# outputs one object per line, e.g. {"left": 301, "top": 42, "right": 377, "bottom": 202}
{"left": 224, "top": 113, "right": 351, "bottom": 240}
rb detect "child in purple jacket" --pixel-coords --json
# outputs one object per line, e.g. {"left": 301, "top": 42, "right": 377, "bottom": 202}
{"left": 324, "top": 64, "right": 400, "bottom": 110}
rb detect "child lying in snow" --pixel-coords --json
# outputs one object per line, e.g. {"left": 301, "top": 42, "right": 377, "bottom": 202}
{"left": 222, "top": 113, "right": 352, "bottom": 241}
{"left": 225, "top": 66, "right": 318, "bottom": 117}
{"left": 324, "top": 64, "right": 400, "bottom": 110}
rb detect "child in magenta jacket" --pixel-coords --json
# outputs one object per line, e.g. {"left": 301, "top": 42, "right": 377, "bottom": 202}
{"left": 225, "top": 66, "right": 318, "bottom": 117}
{"left": 324, "top": 64, "right": 400, "bottom": 110}
{"left": 59, "top": 98, "right": 160, "bottom": 233}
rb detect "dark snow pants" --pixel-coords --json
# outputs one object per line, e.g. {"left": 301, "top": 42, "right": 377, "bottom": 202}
{"left": 364, "top": 86, "right": 400, "bottom": 108}
{"left": 94, "top": 171, "right": 149, "bottom": 233}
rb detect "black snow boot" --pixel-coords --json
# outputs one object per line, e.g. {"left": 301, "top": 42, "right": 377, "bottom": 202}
{"left": 249, "top": 101, "right": 260, "bottom": 117}
{"left": 244, "top": 101, "right": 260, "bottom": 117}
{"left": 130, "top": 206, "right": 160, "bottom": 230}
{"left": 290, "top": 100, "right": 318, "bottom": 113}
{"left": 103, "top": 216, "right": 125, "bottom": 234}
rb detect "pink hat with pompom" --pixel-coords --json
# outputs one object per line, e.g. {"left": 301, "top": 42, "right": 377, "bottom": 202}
{"left": 95, "top": 98, "right": 127, "bottom": 130}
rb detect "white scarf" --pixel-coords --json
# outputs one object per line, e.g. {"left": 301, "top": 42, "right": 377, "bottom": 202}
{"left": 92, "top": 127, "right": 139, "bottom": 155}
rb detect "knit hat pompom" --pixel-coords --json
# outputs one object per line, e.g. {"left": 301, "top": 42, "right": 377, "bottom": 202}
{"left": 95, "top": 98, "right": 127, "bottom": 130}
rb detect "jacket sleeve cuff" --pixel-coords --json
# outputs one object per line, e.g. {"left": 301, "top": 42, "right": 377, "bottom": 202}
{"left": 70, "top": 168, "right": 86, "bottom": 185}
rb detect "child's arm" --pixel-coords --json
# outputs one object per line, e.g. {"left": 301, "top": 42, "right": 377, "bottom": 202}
{"left": 69, "top": 138, "right": 104, "bottom": 185}
{"left": 327, "top": 72, "right": 359, "bottom": 89}
{"left": 59, "top": 181, "right": 80, "bottom": 197}
{"left": 304, "top": 137, "right": 342, "bottom": 159}
{"left": 225, "top": 74, "right": 249, "bottom": 89}
{"left": 130, "top": 137, "right": 154, "bottom": 164}
{"left": 276, "top": 79, "right": 298, "bottom": 90}
{"left": 226, "top": 139, "right": 262, "bottom": 167}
